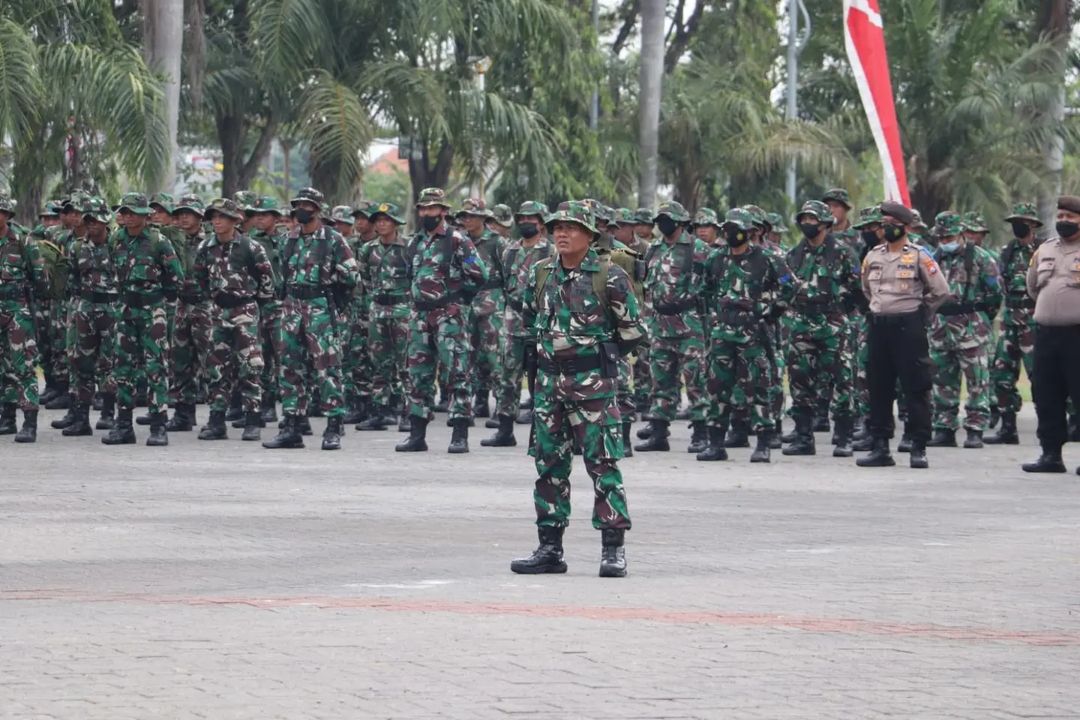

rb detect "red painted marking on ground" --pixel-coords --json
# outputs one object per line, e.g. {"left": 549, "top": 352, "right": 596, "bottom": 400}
{"left": 4, "top": 589, "right": 1078, "bottom": 647}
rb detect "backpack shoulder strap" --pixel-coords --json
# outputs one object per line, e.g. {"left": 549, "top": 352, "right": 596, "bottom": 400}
{"left": 534, "top": 257, "right": 554, "bottom": 315}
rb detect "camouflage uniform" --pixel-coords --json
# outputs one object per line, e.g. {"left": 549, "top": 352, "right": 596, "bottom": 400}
{"left": 340, "top": 203, "right": 376, "bottom": 419}
{"left": 989, "top": 203, "right": 1039, "bottom": 417}
{"left": 823, "top": 189, "right": 866, "bottom": 434}
{"left": 458, "top": 198, "right": 508, "bottom": 410}
{"left": 168, "top": 195, "right": 214, "bottom": 413}
{"left": 33, "top": 205, "right": 76, "bottom": 402}
{"left": 928, "top": 212, "right": 1002, "bottom": 441}
{"left": 248, "top": 196, "right": 286, "bottom": 418}
{"left": 628, "top": 208, "right": 655, "bottom": 409}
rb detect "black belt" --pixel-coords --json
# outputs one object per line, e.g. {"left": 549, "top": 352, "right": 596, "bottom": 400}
{"left": 373, "top": 292, "right": 408, "bottom": 305}
{"left": 653, "top": 298, "right": 697, "bottom": 315}
{"left": 124, "top": 290, "right": 165, "bottom": 307}
{"left": 718, "top": 306, "right": 758, "bottom": 326}
{"left": 937, "top": 301, "right": 975, "bottom": 316}
{"left": 286, "top": 285, "right": 326, "bottom": 300}
{"left": 80, "top": 290, "right": 119, "bottom": 304}
{"left": 414, "top": 291, "right": 461, "bottom": 311}
{"left": 869, "top": 311, "right": 922, "bottom": 326}
{"left": 178, "top": 290, "right": 206, "bottom": 304}
{"left": 538, "top": 354, "right": 603, "bottom": 375}
{"left": 213, "top": 293, "right": 255, "bottom": 309}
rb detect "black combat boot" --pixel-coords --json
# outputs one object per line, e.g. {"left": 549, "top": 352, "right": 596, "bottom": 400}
{"left": 398, "top": 413, "right": 411, "bottom": 432}
{"left": 447, "top": 418, "right": 469, "bottom": 454}
{"left": 263, "top": 414, "right": 305, "bottom": 449}
{"left": 510, "top": 526, "right": 567, "bottom": 574}
{"left": 0, "top": 403, "right": 17, "bottom": 435}
{"left": 856, "top": 437, "right": 896, "bottom": 467}
{"left": 40, "top": 376, "right": 59, "bottom": 406}
{"left": 297, "top": 416, "right": 313, "bottom": 435}
{"left": 634, "top": 419, "right": 670, "bottom": 452}
{"left": 322, "top": 416, "right": 343, "bottom": 450}
{"left": 198, "top": 410, "right": 228, "bottom": 440}
{"left": 832, "top": 416, "right": 854, "bottom": 458}
{"left": 515, "top": 406, "right": 533, "bottom": 425}
{"left": 62, "top": 404, "right": 93, "bottom": 437}
{"left": 782, "top": 414, "right": 816, "bottom": 456}
{"left": 622, "top": 421, "right": 633, "bottom": 457}
{"left": 1021, "top": 446, "right": 1067, "bottom": 473}
{"left": 341, "top": 396, "right": 364, "bottom": 425}
{"left": 135, "top": 410, "right": 154, "bottom": 426}
{"left": 636, "top": 420, "right": 655, "bottom": 440}
{"left": 96, "top": 394, "right": 116, "bottom": 431}
{"left": 395, "top": 416, "right": 428, "bottom": 452}
{"left": 357, "top": 405, "right": 392, "bottom": 431}
{"left": 166, "top": 403, "right": 196, "bottom": 432}
{"left": 241, "top": 411, "right": 262, "bottom": 441}
{"left": 927, "top": 428, "right": 957, "bottom": 447}
{"left": 780, "top": 421, "right": 799, "bottom": 444}
{"left": 750, "top": 430, "right": 772, "bottom": 463}
{"left": 985, "top": 412, "right": 1019, "bottom": 445}
{"left": 101, "top": 408, "right": 136, "bottom": 445}
{"left": 813, "top": 414, "right": 830, "bottom": 433}
{"left": 44, "top": 385, "right": 71, "bottom": 410}
{"left": 146, "top": 412, "right": 169, "bottom": 447}
{"left": 963, "top": 429, "right": 983, "bottom": 449}
{"left": 852, "top": 417, "right": 870, "bottom": 442}
{"left": 897, "top": 431, "right": 913, "bottom": 453}
{"left": 988, "top": 406, "right": 1001, "bottom": 430}
{"left": 474, "top": 391, "right": 490, "bottom": 418}
{"left": 225, "top": 388, "right": 244, "bottom": 422}
{"left": 50, "top": 404, "right": 77, "bottom": 429}
{"left": 696, "top": 425, "right": 728, "bottom": 462}
{"left": 852, "top": 424, "right": 876, "bottom": 452}
{"left": 909, "top": 438, "right": 929, "bottom": 469}
{"left": 724, "top": 419, "right": 750, "bottom": 448}
{"left": 688, "top": 420, "right": 708, "bottom": 454}
{"left": 485, "top": 416, "right": 500, "bottom": 429}
{"left": 260, "top": 392, "right": 278, "bottom": 424}
{"left": 13, "top": 409, "right": 37, "bottom": 443}
{"left": 480, "top": 415, "right": 516, "bottom": 447}
{"left": 598, "top": 528, "right": 627, "bottom": 578}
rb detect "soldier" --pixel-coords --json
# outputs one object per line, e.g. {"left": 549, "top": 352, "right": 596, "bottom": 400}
{"left": 765, "top": 212, "right": 789, "bottom": 249}
{"left": 233, "top": 191, "right": 258, "bottom": 235}
{"left": 483, "top": 201, "right": 552, "bottom": 447}
{"left": 101, "top": 193, "right": 183, "bottom": 446}
{"left": 782, "top": 200, "right": 862, "bottom": 456}
{"left": 456, "top": 198, "right": 507, "bottom": 419}
{"left": 633, "top": 201, "right": 711, "bottom": 454}
{"left": 263, "top": 188, "right": 358, "bottom": 451}
{"left": 149, "top": 193, "right": 185, "bottom": 251}
{"left": 0, "top": 194, "right": 49, "bottom": 442}
{"left": 632, "top": 208, "right": 655, "bottom": 245}
{"left": 1021, "top": 195, "right": 1080, "bottom": 474}
{"left": 395, "top": 188, "right": 487, "bottom": 453}
{"left": 37, "top": 195, "right": 80, "bottom": 414}
{"left": 857, "top": 202, "right": 950, "bottom": 469}
{"left": 926, "top": 211, "right": 1002, "bottom": 449}
{"left": 486, "top": 204, "right": 514, "bottom": 239}
{"left": 247, "top": 196, "right": 286, "bottom": 424}
{"left": 696, "top": 208, "right": 796, "bottom": 463}
{"left": 326, "top": 204, "right": 372, "bottom": 426}
{"left": 692, "top": 208, "right": 722, "bottom": 247}
{"left": 355, "top": 202, "right": 412, "bottom": 431}
{"left": 510, "top": 201, "right": 643, "bottom": 578}
{"left": 823, "top": 188, "right": 858, "bottom": 246}
{"left": 986, "top": 203, "right": 1042, "bottom": 445}
{"left": 193, "top": 198, "right": 275, "bottom": 441}
{"left": 962, "top": 212, "right": 991, "bottom": 250}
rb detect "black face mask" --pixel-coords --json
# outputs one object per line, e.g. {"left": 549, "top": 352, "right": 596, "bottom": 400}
{"left": 421, "top": 215, "right": 442, "bottom": 232}
{"left": 294, "top": 209, "right": 315, "bottom": 225}
{"left": 517, "top": 223, "right": 539, "bottom": 239}
{"left": 1010, "top": 221, "right": 1031, "bottom": 239}
{"left": 799, "top": 222, "right": 821, "bottom": 239}
{"left": 883, "top": 224, "right": 906, "bottom": 242}
{"left": 656, "top": 216, "right": 679, "bottom": 237}
{"left": 861, "top": 229, "right": 881, "bottom": 248}
{"left": 1056, "top": 221, "right": 1079, "bottom": 239}
{"left": 724, "top": 226, "right": 748, "bottom": 247}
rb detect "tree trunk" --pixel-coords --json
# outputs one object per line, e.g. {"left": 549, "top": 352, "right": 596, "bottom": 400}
{"left": 142, "top": 0, "right": 184, "bottom": 191}
{"left": 637, "top": 0, "right": 665, "bottom": 207}
{"left": 1036, "top": 0, "right": 1070, "bottom": 237}
{"left": 407, "top": 139, "right": 454, "bottom": 200}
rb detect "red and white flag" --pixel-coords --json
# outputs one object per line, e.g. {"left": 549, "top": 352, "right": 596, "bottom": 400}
{"left": 844, "top": 0, "right": 911, "bottom": 206}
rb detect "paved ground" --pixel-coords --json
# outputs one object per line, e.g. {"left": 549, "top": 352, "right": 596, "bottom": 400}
{"left": 1, "top": 407, "right": 1078, "bottom": 719}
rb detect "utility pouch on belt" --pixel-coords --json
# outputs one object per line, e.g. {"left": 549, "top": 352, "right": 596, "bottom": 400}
{"left": 599, "top": 341, "right": 620, "bottom": 379}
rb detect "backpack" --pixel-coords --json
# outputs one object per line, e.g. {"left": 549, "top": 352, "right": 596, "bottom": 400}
{"left": 532, "top": 256, "right": 614, "bottom": 330}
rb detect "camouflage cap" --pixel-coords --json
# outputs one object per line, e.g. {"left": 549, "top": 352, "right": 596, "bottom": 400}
{"left": 82, "top": 196, "right": 113, "bottom": 224}
{"left": 961, "top": 211, "right": 989, "bottom": 233}
{"left": 251, "top": 196, "right": 283, "bottom": 216}
{"left": 368, "top": 201, "right": 406, "bottom": 225}
{"left": 822, "top": 188, "right": 853, "bottom": 209}
{"left": 692, "top": 208, "right": 721, "bottom": 228}
{"left": 515, "top": 200, "right": 548, "bottom": 221}
{"left": 330, "top": 205, "right": 354, "bottom": 224}
{"left": 612, "top": 207, "right": 638, "bottom": 226}
{"left": 456, "top": 197, "right": 491, "bottom": 218}
{"left": 205, "top": 197, "right": 244, "bottom": 221}
{"left": 910, "top": 208, "right": 929, "bottom": 231}
{"left": 0, "top": 194, "right": 16, "bottom": 217}
{"left": 545, "top": 200, "right": 598, "bottom": 235}
{"left": 742, "top": 204, "right": 769, "bottom": 228}
{"left": 289, "top": 187, "right": 324, "bottom": 208}
{"left": 117, "top": 192, "right": 153, "bottom": 216}
{"left": 62, "top": 191, "right": 91, "bottom": 213}
{"left": 794, "top": 200, "right": 833, "bottom": 225}
{"left": 721, "top": 208, "right": 756, "bottom": 231}
{"left": 934, "top": 210, "right": 964, "bottom": 237}
{"left": 39, "top": 200, "right": 62, "bottom": 218}
{"left": 416, "top": 187, "right": 451, "bottom": 208}
{"left": 490, "top": 203, "right": 514, "bottom": 228}
{"left": 1004, "top": 201, "right": 1043, "bottom": 227}
{"left": 653, "top": 200, "right": 691, "bottom": 223}
{"left": 765, "top": 212, "right": 788, "bottom": 233}
{"left": 149, "top": 192, "right": 175, "bottom": 214}
{"left": 633, "top": 208, "right": 655, "bottom": 225}
{"left": 350, "top": 200, "right": 374, "bottom": 218}
{"left": 233, "top": 190, "right": 257, "bottom": 210}
{"left": 852, "top": 205, "right": 884, "bottom": 229}
{"left": 173, "top": 194, "right": 205, "bottom": 216}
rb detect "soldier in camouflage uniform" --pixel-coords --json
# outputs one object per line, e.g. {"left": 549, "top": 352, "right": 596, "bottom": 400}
{"left": 782, "top": 200, "right": 862, "bottom": 456}
{"left": 150, "top": 193, "right": 185, "bottom": 254}
{"left": 927, "top": 211, "right": 1002, "bottom": 449}
{"left": 0, "top": 194, "right": 49, "bottom": 442}
{"left": 457, "top": 198, "right": 507, "bottom": 419}
{"left": 325, "top": 205, "right": 372, "bottom": 425}
{"left": 985, "top": 203, "right": 1042, "bottom": 445}
{"left": 101, "top": 193, "right": 183, "bottom": 447}
{"left": 696, "top": 208, "right": 797, "bottom": 463}
{"left": 692, "top": 208, "right": 722, "bottom": 247}
{"left": 633, "top": 201, "right": 711, "bottom": 454}
{"left": 263, "top": 188, "right": 358, "bottom": 451}
{"left": 355, "top": 202, "right": 413, "bottom": 431}
{"left": 246, "top": 196, "right": 286, "bottom": 423}
{"left": 962, "top": 212, "right": 991, "bottom": 250}
{"left": 765, "top": 212, "right": 789, "bottom": 249}
{"left": 602, "top": 208, "right": 651, "bottom": 418}
{"left": 193, "top": 198, "right": 275, "bottom": 441}
{"left": 822, "top": 188, "right": 863, "bottom": 442}
{"left": 395, "top": 188, "right": 488, "bottom": 454}
{"left": 486, "top": 204, "right": 514, "bottom": 239}
{"left": 36, "top": 195, "right": 83, "bottom": 415}
{"left": 510, "top": 201, "right": 644, "bottom": 578}
{"left": 483, "top": 201, "right": 552, "bottom": 448}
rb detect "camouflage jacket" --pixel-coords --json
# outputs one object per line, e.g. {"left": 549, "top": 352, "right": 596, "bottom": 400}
{"left": 934, "top": 242, "right": 1002, "bottom": 321}
{"left": 32, "top": 225, "right": 72, "bottom": 301}
{"left": 997, "top": 238, "right": 1037, "bottom": 324}
{"left": 0, "top": 224, "right": 49, "bottom": 299}
{"left": 502, "top": 237, "right": 553, "bottom": 338}
{"left": 470, "top": 229, "right": 508, "bottom": 291}
{"left": 193, "top": 233, "right": 276, "bottom": 312}
{"left": 249, "top": 229, "right": 285, "bottom": 295}
{"left": 642, "top": 231, "right": 711, "bottom": 339}
{"left": 109, "top": 226, "right": 182, "bottom": 300}
{"left": 705, "top": 244, "right": 797, "bottom": 344}
{"left": 358, "top": 235, "right": 413, "bottom": 310}
{"left": 69, "top": 239, "right": 119, "bottom": 299}
{"left": 407, "top": 225, "right": 487, "bottom": 307}
{"left": 785, "top": 234, "right": 862, "bottom": 319}
{"left": 281, "top": 225, "right": 358, "bottom": 290}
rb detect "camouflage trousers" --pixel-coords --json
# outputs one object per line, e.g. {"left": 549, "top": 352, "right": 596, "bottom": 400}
{"left": 647, "top": 334, "right": 708, "bottom": 422}
{"left": 930, "top": 313, "right": 991, "bottom": 431}
{"left": 706, "top": 337, "right": 773, "bottom": 432}
{"left": 632, "top": 343, "right": 652, "bottom": 406}
{"left": 617, "top": 358, "right": 636, "bottom": 423}
{"left": 767, "top": 322, "right": 785, "bottom": 422}
{"left": 786, "top": 317, "right": 849, "bottom": 420}
{"left": 406, "top": 305, "right": 472, "bottom": 422}
{"left": 468, "top": 289, "right": 504, "bottom": 398}
{"left": 259, "top": 301, "right": 282, "bottom": 401}
{"left": 853, "top": 315, "right": 871, "bottom": 418}
{"left": 113, "top": 302, "right": 170, "bottom": 412}
{"left": 368, "top": 303, "right": 410, "bottom": 409}
{"left": 69, "top": 299, "right": 118, "bottom": 404}
{"left": 169, "top": 301, "right": 214, "bottom": 406}
{"left": 990, "top": 314, "right": 1035, "bottom": 413}
{"left": 342, "top": 299, "right": 373, "bottom": 405}
{"left": 206, "top": 304, "right": 264, "bottom": 414}
{"left": 530, "top": 371, "right": 630, "bottom": 530}
{"left": 33, "top": 298, "right": 68, "bottom": 383}
{"left": 0, "top": 299, "right": 41, "bottom": 410}
{"left": 494, "top": 335, "right": 529, "bottom": 419}
{"left": 278, "top": 297, "right": 345, "bottom": 418}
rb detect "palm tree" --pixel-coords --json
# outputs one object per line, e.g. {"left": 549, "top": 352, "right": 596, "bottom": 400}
{"left": 637, "top": 0, "right": 664, "bottom": 208}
